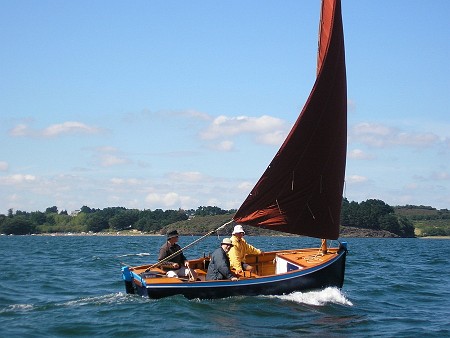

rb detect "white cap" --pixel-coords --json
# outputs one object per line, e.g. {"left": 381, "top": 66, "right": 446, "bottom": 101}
{"left": 232, "top": 224, "right": 245, "bottom": 234}
{"left": 221, "top": 238, "right": 234, "bottom": 246}
{"left": 166, "top": 271, "right": 178, "bottom": 278}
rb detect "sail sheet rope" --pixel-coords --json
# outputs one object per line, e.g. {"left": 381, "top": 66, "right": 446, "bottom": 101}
{"left": 144, "top": 219, "right": 234, "bottom": 272}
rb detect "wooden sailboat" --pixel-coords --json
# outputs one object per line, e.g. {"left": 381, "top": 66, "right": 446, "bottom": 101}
{"left": 122, "top": 0, "right": 348, "bottom": 299}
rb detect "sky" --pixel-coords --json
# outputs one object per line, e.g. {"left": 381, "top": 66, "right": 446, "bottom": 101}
{"left": 1, "top": 1, "right": 449, "bottom": 214}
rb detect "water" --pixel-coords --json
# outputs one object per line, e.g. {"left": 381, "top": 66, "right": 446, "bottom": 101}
{"left": 0, "top": 235, "right": 449, "bottom": 337}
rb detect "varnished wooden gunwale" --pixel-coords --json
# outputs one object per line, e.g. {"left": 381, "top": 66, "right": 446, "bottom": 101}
{"left": 130, "top": 247, "right": 340, "bottom": 285}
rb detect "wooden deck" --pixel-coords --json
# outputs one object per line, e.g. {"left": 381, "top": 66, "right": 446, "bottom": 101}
{"left": 128, "top": 247, "right": 341, "bottom": 285}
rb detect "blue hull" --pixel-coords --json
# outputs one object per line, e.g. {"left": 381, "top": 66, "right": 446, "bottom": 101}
{"left": 122, "top": 245, "right": 347, "bottom": 299}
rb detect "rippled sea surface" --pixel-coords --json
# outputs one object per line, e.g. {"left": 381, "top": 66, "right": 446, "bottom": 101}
{"left": 1, "top": 235, "right": 449, "bottom": 337}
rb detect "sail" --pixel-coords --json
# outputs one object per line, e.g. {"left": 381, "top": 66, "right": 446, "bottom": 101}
{"left": 233, "top": 0, "right": 346, "bottom": 240}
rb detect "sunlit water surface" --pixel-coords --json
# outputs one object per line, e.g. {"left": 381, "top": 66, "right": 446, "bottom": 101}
{"left": 1, "top": 235, "right": 449, "bottom": 337}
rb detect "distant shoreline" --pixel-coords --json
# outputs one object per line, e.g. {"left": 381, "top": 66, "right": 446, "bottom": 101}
{"left": 4, "top": 231, "right": 447, "bottom": 239}
{"left": 2, "top": 226, "right": 449, "bottom": 239}
{"left": 419, "top": 236, "right": 450, "bottom": 239}
{"left": 37, "top": 232, "right": 163, "bottom": 237}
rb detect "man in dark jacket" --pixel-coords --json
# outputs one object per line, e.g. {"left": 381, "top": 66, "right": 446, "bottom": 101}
{"left": 158, "top": 230, "right": 196, "bottom": 280}
{"left": 206, "top": 238, "right": 238, "bottom": 281}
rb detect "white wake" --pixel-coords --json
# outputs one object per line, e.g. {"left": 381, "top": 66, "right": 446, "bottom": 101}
{"left": 271, "top": 287, "right": 353, "bottom": 306}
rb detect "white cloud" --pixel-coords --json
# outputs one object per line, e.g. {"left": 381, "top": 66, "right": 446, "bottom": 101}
{"left": 211, "top": 140, "right": 234, "bottom": 151}
{"left": 110, "top": 178, "right": 140, "bottom": 185}
{"left": 206, "top": 197, "right": 221, "bottom": 206}
{"left": 0, "top": 161, "right": 9, "bottom": 171}
{"left": 256, "top": 130, "right": 286, "bottom": 146}
{"left": 0, "top": 167, "right": 249, "bottom": 212}
{"left": 0, "top": 174, "right": 36, "bottom": 185}
{"left": 404, "top": 182, "right": 419, "bottom": 190}
{"left": 396, "top": 132, "right": 439, "bottom": 147}
{"left": 9, "top": 121, "right": 101, "bottom": 138}
{"left": 9, "top": 124, "right": 30, "bottom": 136}
{"left": 172, "top": 109, "right": 211, "bottom": 121}
{"left": 100, "top": 154, "right": 128, "bottom": 167}
{"left": 145, "top": 192, "right": 195, "bottom": 208}
{"left": 348, "top": 149, "right": 374, "bottom": 160}
{"left": 350, "top": 122, "right": 440, "bottom": 148}
{"left": 430, "top": 171, "right": 449, "bottom": 181}
{"left": 93, "top": 147, "right": 130, "bottom": 167}
{"left": 166, "top": 171, "right": 205, "bottom": 182}
{"left": 7, "top": 193, "right": 20, "bottom": 203}
{"left": 96, "top": 146, "right": 116, "bottom": 153}
{"left": 200, "top": 115, "right": 287, "bottom": 146}
{"left": 42, "top": 121, "right": 101, "bottom": 137}
{"left": 346, "top": 175, "right": 368, "bottom": 184}
{"left": 237, "top": 181, "right": 254, "bottom": 192}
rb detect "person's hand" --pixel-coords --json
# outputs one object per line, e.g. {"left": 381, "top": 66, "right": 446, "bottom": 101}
{"left": 236, "top": 269, "right": 243, "bottom": 274}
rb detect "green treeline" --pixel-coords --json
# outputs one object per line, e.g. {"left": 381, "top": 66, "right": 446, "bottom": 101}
{"left": 341, "top": 199, "right": 415, "bottom": 237}
{"left": 0, "top": 199, "right": 449, "bottom": 237}
{"left": 395, "top": 205, "right": 450, "bottom": 236}
{"left": 0, "top": 205, "right": 233, "bottom": 236}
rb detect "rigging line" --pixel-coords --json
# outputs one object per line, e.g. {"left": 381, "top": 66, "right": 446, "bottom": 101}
{"left": 276, "top": 199, "right": 282, "bottom": 214}
{"left": 328, "top": 206, "right": 335, "bottom": 224}
{"left": 307, "top": 203, "right": 316, "bottom": 220}
{"left": 144, "top": 219, "right": 234, "bottom": 272}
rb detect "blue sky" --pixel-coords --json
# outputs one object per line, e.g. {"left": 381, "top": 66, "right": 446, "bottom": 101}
{"left": 1, "top": 1, "right": 449, "bottom": 214}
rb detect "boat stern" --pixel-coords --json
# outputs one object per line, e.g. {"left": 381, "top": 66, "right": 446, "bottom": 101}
{"left": 122, "top": 266, "right": 136, "bottom": 294}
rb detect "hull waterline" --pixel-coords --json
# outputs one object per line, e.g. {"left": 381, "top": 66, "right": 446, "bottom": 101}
{"left": 122, "top": 244, "right": 347, "bottom": 300}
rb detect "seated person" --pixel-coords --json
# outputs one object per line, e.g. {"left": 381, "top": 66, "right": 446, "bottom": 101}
{"left": 206, "top": 238, "right": 238, "bottom": 281}
{"left": 158, "top": 230, "right": 197, "bottom": 280}
{"left": 228, "top": 224, "right": 262, "bottom": 274}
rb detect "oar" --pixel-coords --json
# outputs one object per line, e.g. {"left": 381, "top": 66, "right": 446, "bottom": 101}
{"left": 144, "top": 219, "right": 233, "bottom": 272}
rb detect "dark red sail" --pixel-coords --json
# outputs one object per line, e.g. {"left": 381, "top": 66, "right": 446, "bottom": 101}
{"left": 233, "top": 0, "right": 347, "bottom": 239}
